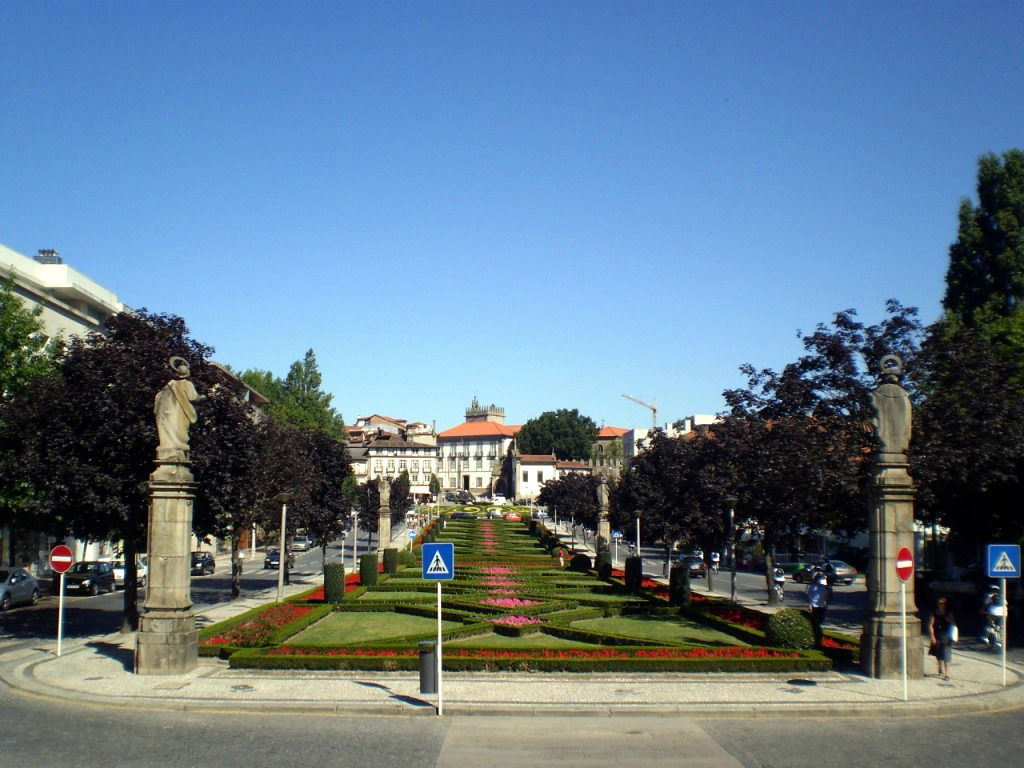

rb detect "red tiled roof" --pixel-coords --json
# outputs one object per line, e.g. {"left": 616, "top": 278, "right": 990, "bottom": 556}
{"left": 556, "top": 460, "right": 591, "bottom": 470}
{"left": 438, "top": 421, "right": 520, "bottom": 439}
{"left": 597, "top": 426, "right": 629, "bottom": 438}
{"left": 520, "top": 454, "right": 556, "bottom": 464}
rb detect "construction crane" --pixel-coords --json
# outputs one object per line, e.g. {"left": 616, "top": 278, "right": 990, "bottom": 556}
{"left": 622, "top": 393, "right": 658, "bottom": 429}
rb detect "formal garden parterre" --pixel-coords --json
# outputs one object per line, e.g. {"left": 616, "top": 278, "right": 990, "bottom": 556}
{"left": 199, "top": 506, "right": 859, "bottom": 672}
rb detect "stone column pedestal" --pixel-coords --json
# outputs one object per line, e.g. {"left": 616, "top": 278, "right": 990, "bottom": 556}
{"left": 860, "top": 457, "right": 923, "bottom": 679}
{"left": 136, "top": 462, "right": 198, "bottom": 676}
{"left": 377, "top": 505, "right": 391, "bottom": 553}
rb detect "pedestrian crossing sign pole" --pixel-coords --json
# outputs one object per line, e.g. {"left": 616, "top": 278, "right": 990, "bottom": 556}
{"left": 422, "top": 542, "right": 454, "bottom": 715}
{"left": 986, "top": 544, "right": 1020, "bottom": 687}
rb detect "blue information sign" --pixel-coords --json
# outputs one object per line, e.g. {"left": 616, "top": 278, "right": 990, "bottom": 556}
{"left": 422, "top": 542, "right": 455, "bottom": 581}
{"left": 987, "top": 544, "right": 1021, "bottom": 579}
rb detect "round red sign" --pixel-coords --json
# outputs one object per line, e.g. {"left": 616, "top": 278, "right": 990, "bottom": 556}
{"left": 896, "top": 546, "right": 914, "bottom": 582}
{"left": 49, "top": 544, "right": 74, "bottom": 574}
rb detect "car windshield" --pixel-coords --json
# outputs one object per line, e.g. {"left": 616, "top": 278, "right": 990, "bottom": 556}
{"left": 70, "top": 563, "right": 96, "bottom": 573}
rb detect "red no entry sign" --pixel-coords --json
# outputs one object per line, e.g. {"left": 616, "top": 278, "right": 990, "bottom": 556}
{"left": 896, "top": 547, "right": 914, "bottom": 582}
{"left": 50, "top": 545, "right": 74, "bottom": 574}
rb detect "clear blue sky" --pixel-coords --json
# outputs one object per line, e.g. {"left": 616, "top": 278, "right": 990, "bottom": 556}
{"left": 3, "top": 1, "right": 1022, "bottom": 430}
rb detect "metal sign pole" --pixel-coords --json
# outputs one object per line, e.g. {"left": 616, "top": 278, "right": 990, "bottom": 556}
{"left": 437, "top": 580, "right": 443, "bottom": 716}
{"left": 1001, "top": 577, "right": 1008, "bottom": 687}
{"left": 900, "top": 581, "right": 908, "bottom": 701}
{"left": 57, "top": 573, "right": 65, "bottom": 657}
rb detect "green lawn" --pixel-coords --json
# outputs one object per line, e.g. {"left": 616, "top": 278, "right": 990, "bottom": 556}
{"left": 571, "top": 615, "right": 750, "bottom": 646}
{"left": 291, "top": 611, "right": 461, "bottom": 645}
{"left": 447, "top": 632, "right": 598, "bottom": 649}
{"left": 355, "top": 591, "right": 433, "bottom": 601}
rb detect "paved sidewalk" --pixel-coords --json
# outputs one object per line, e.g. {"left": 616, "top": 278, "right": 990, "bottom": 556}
{"left": 3, "top": 575, "right": 1022, "bottom": 718}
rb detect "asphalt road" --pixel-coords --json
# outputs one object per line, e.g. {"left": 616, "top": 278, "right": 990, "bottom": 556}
{"left": 0, "top": 677, "right": 1020, "bottom": 768}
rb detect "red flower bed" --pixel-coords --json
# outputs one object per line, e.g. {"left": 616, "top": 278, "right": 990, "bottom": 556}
{"left": 697, "top": 603, "right": 768, "bottom": 632}
{"left": 267, "top": 645, "right": 799, "bottom": 660}
{"left": 204, "top": 603, "right": 315, "bottom": 647}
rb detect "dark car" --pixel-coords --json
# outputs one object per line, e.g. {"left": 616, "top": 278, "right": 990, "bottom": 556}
{"left": 450, "top": 511, "right": 477, "bottom": 520}
{"left": 679, "top": 555, "right": 706, "bottom": 578}
{"left": 1, "top": 567, "right": 40, "bottom": 610}
{"left": 61, "top": 561, "right": 115, "bottom": 595}
{"left": 444, "top": 492, "right": 458, "bottom": 502}
{"left": 793, "top": 560, "right": 858, "bottom": 586}
{"left": 263, "top": 549, "right": 295, "bottom": 569}
{"left": 190, "top": 551, "right": 216, "bottom": 576}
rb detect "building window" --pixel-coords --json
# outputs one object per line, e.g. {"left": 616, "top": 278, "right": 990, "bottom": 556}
{"left": 475, "top": 477, "right": 482, "bottom": 487}
{"left": 537, "top": 471, "right": 543, "bottom": 483}
{"left": 374, "top": 460, "right": 383, "bottom": 471}
{"left": 424, "top": 460, "right": 432, "bottom": 473}
{"left": 522, "top": 471, "right": 528, "bottom": 483}
{"left": 387, "top": 460, "right": 395, "bottom": 472}
{"left": 399, "top": 460, "right": 407, "bottom": 471}
{"left": 412, "top": 460, "right": 420, "bottom": 472}
{"left": 449, "top": 476, "right": 456, "bottom": 488}
{"left": 475, "top": 457, "right": 482, "bottom": 469}
{"left": 412, "top": 474, "right": 419, "bottom": 483}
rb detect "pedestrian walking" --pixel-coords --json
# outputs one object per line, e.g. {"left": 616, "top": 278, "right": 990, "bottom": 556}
{"left": 928, "top": 596, "right": 956, "bottom": 680}
{"left": 806, "top": 569, "right": 830, "bottom": 645}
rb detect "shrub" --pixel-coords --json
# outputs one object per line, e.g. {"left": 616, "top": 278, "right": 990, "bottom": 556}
{"left": 324, "top": 562, "right": 346, "bottom": 603}
{"left": 383, "top": 548, "right": 399, "bottom": 574}
{"left": 669, "top": 565, "right": 691, "bottom": 607}
{"left": 595, "top": 551, "right": 612, "bottom": 579}
{"left": 569, "top": 553, "right": 592, "bottom": 573}
{"left": 359, "top": 553, "right": 379, "bottom": 586}
{"left": 624, "top": 556, "right": 643, "bottom": 591}
{"left": 766, "top": 608, "right": 815, "bottom": 649}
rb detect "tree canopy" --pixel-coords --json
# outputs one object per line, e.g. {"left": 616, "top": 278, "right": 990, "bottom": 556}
{"left": 242, "top": 349, "right": 344, "bottom": 437}
{"left": 0, "top": 277, "right": 56, "bottom": 399}
{"left": 516, "top": 408, "right": 598, "bottom": 460}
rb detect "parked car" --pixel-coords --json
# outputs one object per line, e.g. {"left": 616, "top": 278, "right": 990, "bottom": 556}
{"left": 61, "top": 561, "right": 115, "bottom": 595}
{"left": 291, "top": 535, "right": 315, "bottom": 552}
{"left": 487, "top": 509, "right": 504, "bottom": 519}
{"left": 491, "top": 495, "right": 507, "bottom": 506}
{"left": 456, "top": 490, "right": 475, "bottom": 504}
{"left": 111, "top": 556, "right": 148, "bottom": 589}
{"left": 0, "top": 567, "right": 40, "bottom": 610}
{"left": 531, "top": 509, "right": 550, "bottom": 520}
{"left": 503, "top": 511, "right": 522, "bottom": 522}
{"left": 679, "top": 555, "right": 706, "bottom": 578}
{"left": 190, "top": 551, "right": 216, "bottom": 576}
{"left": 450, "top": 511, "right": 477, "bottom": 520}
{"left": 445, "top": 492, "right": 458, "bottom": 502}
{"left": 263, "top": 549, "right": 295, "bottom": 569}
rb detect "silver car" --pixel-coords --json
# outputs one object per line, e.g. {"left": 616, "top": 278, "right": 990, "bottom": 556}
{"left": 0, "top": 567, "right": 40, "bottom": 610}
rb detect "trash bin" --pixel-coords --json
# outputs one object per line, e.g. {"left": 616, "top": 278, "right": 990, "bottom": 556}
{"left": 419, "top": 640, "right": 437, "bottom": 694}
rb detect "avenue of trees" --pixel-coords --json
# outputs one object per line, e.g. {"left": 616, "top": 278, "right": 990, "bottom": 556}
{"left": 0, "top": 304, "right": 353, "bottom": 628}
{"left": 561, "top": 149, "right": 1024, "bottom": 593}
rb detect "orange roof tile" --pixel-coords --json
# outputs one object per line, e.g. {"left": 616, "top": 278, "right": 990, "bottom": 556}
{"left": 520, "top": 454, "right": 557, "bottom": 464}
{"left": 597, "top": 426, "right": 629, "bottom": 438}
{"left": 438, "top": 421, "right": 519, "bottom": 439}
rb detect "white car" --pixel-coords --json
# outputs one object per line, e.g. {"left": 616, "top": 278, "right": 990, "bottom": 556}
{"left": 491, "top": 495, "right": 507, "bottom": 506}
{"left": 111, "top": 556, "right": 148, "bottom": 589}
{"left": 291, "top": 535, "right": 315, "bottom": 552}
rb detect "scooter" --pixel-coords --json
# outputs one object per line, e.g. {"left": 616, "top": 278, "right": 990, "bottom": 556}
{"left": 980, "top": 588, "right": 1005, "bottom": 650}
{"left": 772, "top": 567, "right": 786, "bottom": 601}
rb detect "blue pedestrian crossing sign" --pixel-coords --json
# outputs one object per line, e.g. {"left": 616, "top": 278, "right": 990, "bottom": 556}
{"left": 422, "top": 542, "right": 455, "bottom": 581}
{"left": 987, "top": 544, "right": 1021, "bottom": 579}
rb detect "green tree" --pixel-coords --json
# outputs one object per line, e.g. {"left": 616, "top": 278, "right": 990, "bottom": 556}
{"left": 943, "top": 149, "right": 1024, "bottom": 338}
{"left": 0, "top": 278, "right": 57, "bottom": 399}
{"left": 241, "top": 349, "right": 344, "bottom": 438}
{"left": 538, "top": 473, "right": 600, "bottom": 531}
{"left": 516, "top": 409, "right": 598, "bottom": 460}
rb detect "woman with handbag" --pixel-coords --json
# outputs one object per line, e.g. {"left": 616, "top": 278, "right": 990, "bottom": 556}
{"left": 928, "top": 596, "right": 956, "bottom": 680}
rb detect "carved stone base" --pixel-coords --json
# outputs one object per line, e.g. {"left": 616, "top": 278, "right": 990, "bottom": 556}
{"left": 135, "top": 610, "right": 198, "bottom": 675}
{"left": 860, "top": 614, "right": 923, "bottom": 679}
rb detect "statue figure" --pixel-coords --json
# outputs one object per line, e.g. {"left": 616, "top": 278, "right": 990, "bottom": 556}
{"left": 377, "top": 476, "right": 391, "bottom": 507}
{"left": 154, "top": 357, "right": 204, "bottom": 462}
{"left": 869, "top": 354, "right": 912, "bottom": 456}
{"left": 596, "top": 475, "right": 609, "bottom": 509}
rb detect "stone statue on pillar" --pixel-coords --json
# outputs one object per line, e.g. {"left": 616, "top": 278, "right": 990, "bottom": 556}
{"left": 860, "top": 354, "right": 923, "bottom": 678}
{"left": 596, "top": 475, "right": 611, "bottom": 552}
{"left": 137, "top": 357, "right": 203, "bottom": 675}
{"left": 376, "top": 476, "right": 392, "bottom": 552}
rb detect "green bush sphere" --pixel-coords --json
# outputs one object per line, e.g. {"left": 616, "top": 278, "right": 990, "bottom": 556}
{"left": 359, "top": 553, "right": 379, "bottom": 586}
{"left": 324, "top": 562, "right": 345, "bottom": 603}
{"left": 383, "top": 548, "right": 399, "bottom": 574}
{"left": 569, "top": 553, "right": 592, "bottom": 573}
{"left": 766, "top": 608, "right": 815, "bottom": 649}
{"left": 595, "top": 551, "right": 612, "bottom": 579}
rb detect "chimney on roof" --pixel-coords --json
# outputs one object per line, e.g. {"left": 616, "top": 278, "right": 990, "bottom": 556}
{"left": 35, "top": 249, "right": 62, "bottom": 264}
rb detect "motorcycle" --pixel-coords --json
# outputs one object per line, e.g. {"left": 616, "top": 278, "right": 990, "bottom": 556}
{"left": 980, "top": 587, "right": 1005, "bottom": 650}
{"left": 772, "top": 567, "right": 786, "bottom": 601}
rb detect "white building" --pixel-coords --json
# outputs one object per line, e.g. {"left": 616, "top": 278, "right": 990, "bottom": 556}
{"left": 437, "top": 398, "right": 519, "bottom": 497}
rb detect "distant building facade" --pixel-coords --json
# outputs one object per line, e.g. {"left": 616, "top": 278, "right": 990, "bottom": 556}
{"left": 437, "top": 398, "right": 519, "bottom": 497}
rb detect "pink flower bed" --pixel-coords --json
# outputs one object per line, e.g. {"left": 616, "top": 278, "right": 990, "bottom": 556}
{"left": 480, "top": 598, "right": 542, "bottom": 608}
{"left": 492, "top": 615, "right": 544, "bottom": 626}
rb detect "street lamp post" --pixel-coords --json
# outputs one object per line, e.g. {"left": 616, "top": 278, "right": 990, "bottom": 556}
{"left": 726, "top": 495, "right": 738, "bottom": 604}
{"left": 275, "top": 492, "right": 293, "bottom": 602}
{"left": 634, "top": 510, "right": 641, "bottom": 558}
{"left": 350, "top": 509, "right": 358, "bottom": 573}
